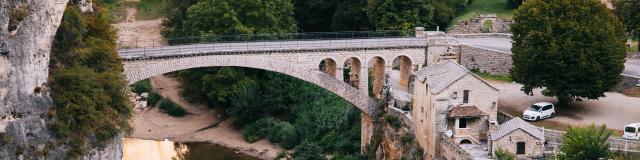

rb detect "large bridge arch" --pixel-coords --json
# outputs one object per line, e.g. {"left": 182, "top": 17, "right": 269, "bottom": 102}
{"left": 123, "top": 55, "right": 381, "bottom": 116}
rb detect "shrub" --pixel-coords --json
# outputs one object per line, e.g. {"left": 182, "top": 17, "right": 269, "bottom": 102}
{"left": 495, "top": 148, "right": 515, "bottom": 160}
{"left": 384, "top": 114, "right": 402, "bottom": 129}
{"left": 131, "top": 79, "right": 152, "bottom": 94}
{"left": 292, "top": 142, "right": 323, "bottom": 160}
{"left": 146, "top": 91, "right": 162, "bottom": 107}
{"left": 0, "top": 133, "right": 12, "bottom": 145}
{"left": 159, "top": 99, "right": 186, "bottom": 117}
{"left": 276, "top": 150, "right": 288, "bottom": 159}
{"left": 558, "top": 124, "right": 612, "bottom": 160}
{"left": 482, "top": 19, "right": 493, "bottom": 33}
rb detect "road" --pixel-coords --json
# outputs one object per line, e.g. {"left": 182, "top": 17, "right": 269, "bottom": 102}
{"left": 460, "top": 37, "right": 640, "bottom": 78}
{"left": 117, "top": 38, "right": 426, "bottom": 59}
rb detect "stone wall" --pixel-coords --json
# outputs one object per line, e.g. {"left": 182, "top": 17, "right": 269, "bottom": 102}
{"left": 438, "top": 135, "right": 473, "bottom": 160}
{"left": 543, "top": 129, "right": 640, "bottom": 152}
{"left": 450, "top": 33, "right": 512, "bottom": 39}
{"left": 491, "top": 129, "right": 545, "bottom": 159}
{"left": 614, "top": 74, "right": 640, "bottom": 93}
{"left": 450, "top": 14, "right": 513, "bottom": 34}
{"left": 460, "top": 45, "right": 512, "bottom": 75}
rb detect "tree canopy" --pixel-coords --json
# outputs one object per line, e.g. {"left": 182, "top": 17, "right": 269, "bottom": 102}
{"left": 614, "top": 0, "right": 640, "bottom": 39}
{"left": 510, "top": 0, "right": 627, "bottom": 106}
{"left": 170, "top": 0, "right": 298, "bottom": 36}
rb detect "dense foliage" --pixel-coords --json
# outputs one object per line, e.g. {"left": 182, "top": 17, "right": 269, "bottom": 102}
{"left": 178, "top": 67, "right": 362, "bottom": 157}
{"left": 614, "top": 0, "right": 640, "bottom": 40}
{"left": 558, "top": 125, "right": 612, "bottom": 160}
{"left": 510, "top": 0, "right": 626, "bottom": 106}
{"left": 495, "top": 148, "right": 515, "bottom": 160}
{"left": 506, "top": 0, "right": 523, "bottom": 9}
{"left": 49, "top": 3, "right": 132, "bottom": 157}
{"left": 162, "top": 0, "right": 470, "bottom": 34}
{"left": 159, "top": 99, "right": 187, "bottom": 117}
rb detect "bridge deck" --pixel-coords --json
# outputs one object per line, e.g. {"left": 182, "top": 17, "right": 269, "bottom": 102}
{"left": 118, "top": 38, "right": 426, "bottom": 59}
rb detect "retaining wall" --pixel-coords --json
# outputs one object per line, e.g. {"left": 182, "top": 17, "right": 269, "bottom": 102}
{"left": 459, "top": 45, "right": 513, "bottom": 75}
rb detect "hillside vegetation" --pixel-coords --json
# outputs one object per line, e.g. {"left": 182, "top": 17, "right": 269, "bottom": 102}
{"left": 448, "top": 0, "right": 515, "bottom": 29}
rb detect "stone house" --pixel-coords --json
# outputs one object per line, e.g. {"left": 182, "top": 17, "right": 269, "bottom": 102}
{"left": 490, "top": 118, "right": 545, "bottom": 159}
{"left": 411, "top": 60, "right": 499, "bottom": 159}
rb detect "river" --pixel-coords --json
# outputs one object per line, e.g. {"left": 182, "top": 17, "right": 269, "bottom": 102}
{"left": 123, "top": 138, "right": 262, "bottom": 160}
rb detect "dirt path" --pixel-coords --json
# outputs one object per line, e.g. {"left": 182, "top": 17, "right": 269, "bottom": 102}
{"left": 111, "top": 0, "right": 164, "bottom": 48}
{"left": 129, "top": 75, "right": 282, "bottom": 159}
{"left": 489, "top": 80, "right": 640, "bottom": 132}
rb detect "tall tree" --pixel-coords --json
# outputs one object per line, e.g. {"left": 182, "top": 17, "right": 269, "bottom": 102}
{"left": 183, "top": 0, "right": 298, "bottom": 36}
{"left": 510, "top": 0, "right": 627, "bottom": 106}
{"left": 614, "top": 0, "right": 640, "bottom": 40}
{"left": 293, "top": 0, "right": 337, "bottom": 32}
{"left": 365, "top": 0, "right": 435, "bottom": 30}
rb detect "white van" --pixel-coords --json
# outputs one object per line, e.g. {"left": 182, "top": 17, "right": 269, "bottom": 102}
{"left": 522, "top": 102, "right": 556, "bottom": 121}
{"left": 623, "top": 123, "right": 640, "bottom": 140}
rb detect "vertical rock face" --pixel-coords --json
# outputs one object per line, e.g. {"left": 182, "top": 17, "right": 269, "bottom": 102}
{"left": 0, "top": 0, "right": 120, "bottom": 159}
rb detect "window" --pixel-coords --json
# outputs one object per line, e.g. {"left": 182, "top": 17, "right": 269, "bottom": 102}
{"left": 516, "top": 142, "right": 526, "bottom": 155}
{"left": 458, "top": 118, "right": 467, "bottom": 128}
{"left": 626, "top": 127, "right": 637, "bottom": 133}
{"left": 463, "top": 90, "right": 469, "bottom": 103}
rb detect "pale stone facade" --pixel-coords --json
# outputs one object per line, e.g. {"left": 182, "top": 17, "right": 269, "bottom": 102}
{"left": 411, "top": 60, "right": 499, "bottom": 159}
{"left": 491, "top": 129, "right": 545, "bottom": 158}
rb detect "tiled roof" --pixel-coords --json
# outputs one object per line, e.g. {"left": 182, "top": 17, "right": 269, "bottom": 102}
{"left": 490, "top": 118, "right": 544, "bottom": 141}
{"left": 416, "top": 60, "right": 468, "bottom": 94}
{"left": 448, "top": 105, "right": 488, "bottom": 118}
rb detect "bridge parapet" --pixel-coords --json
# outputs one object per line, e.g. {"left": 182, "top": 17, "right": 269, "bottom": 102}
{"left": 118, "top": 38, "right": 426, "bottom": 60}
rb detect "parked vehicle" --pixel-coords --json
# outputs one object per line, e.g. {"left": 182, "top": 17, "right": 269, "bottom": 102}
{"left": 522, "top": 102, "right": 555, "bottom": 121}
{"left": 623, "top": 123, "right": 640, "bottom": 140}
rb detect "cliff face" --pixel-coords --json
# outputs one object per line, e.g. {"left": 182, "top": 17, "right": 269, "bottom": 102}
{"left": 0, "top": 0, "right": 120, "bottom": 159}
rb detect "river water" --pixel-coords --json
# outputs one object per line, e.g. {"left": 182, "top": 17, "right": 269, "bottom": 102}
{"left": 122, "top": 138, "right": 261, "bottom": 160}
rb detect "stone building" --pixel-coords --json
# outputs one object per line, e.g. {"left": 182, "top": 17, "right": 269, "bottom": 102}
{"left": 411, "top": 60, "right": 499, "bottom": 159}
{"left": 490, "top": 118, "right": 545, "bottom": 159}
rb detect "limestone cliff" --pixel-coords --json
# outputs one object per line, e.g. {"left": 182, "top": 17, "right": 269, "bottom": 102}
{"left": 0, "top": 0, "right": 120, "bottom": 159}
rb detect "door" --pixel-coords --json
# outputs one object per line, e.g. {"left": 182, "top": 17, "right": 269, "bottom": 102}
{"left": 516, "top": 142, "right": 525, "bottom": 155}
{"left": 542, "top": 105, "right": 552, "bottom": 118}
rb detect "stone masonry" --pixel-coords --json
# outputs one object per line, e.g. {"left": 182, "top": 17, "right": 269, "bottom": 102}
{"left": 123, "top": 48, "right": 427, "bottom": 116}
{"left": 450, "top": 14, "right": 513, "bottom": 34}
{"left": 459, "top": 45, "right": 512, "bottom": 75}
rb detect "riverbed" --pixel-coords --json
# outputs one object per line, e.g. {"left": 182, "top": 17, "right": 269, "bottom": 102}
{"left": 123, "top": 138, "right": 262, "bottom": 160}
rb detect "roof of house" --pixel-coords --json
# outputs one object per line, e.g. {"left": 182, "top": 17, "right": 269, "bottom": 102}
{"left": 416, "top": 61, "right": 468, "bottom": 94}
{"left": 490, "top": 118, "right": 544, "bottom": 141}
{"left": 448, "top": 105, "right": 488, "bottom": 118}
{"left": 415, "top": 60, "right": 498, "bottom": 94}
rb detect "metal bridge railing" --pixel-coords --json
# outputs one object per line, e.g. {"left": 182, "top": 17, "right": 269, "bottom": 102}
{"left": 118, "top": 30, "right": 416, "bottom": 49}
{"left": 118, "top": 37, "right": 427, "bottom": 59}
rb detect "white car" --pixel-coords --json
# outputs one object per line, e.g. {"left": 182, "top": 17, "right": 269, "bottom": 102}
{"left": 623, "top": 123, "right": 640, "bottom": 140}
{"left": 522, "top": 102, "right": 556, "bottom": 121}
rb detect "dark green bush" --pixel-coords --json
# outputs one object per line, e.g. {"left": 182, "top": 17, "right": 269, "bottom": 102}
{"left": 131, "top": 79, "right": 152, "bottom": 94}
{"left": 147, "top": 91, "right": 162, "bottom": 107}
{"left": 159, "top": 99, "right": 186, "bottom": 117}
{"left": 384, "top": 114, "right": 402, "bottom": 129}
{"left": 495, "top": 148, "right": 515, "bottom": 160}
{"left": 293, "top": 142, "right": 323, "bottom": 160}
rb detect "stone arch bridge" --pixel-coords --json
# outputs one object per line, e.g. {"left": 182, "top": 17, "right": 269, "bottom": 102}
{"left": 119, "top": 37, "right": 427, "bottom": 117}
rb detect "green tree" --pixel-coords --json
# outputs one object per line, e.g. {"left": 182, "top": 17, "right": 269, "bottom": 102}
{"left": 183, "top": 0, "right": 297, "bottom": 36}
{"left": 293, "top": 0, "right": 338, "bottom": 32}
{"left": 293, "top": 142, "right": 324, "bottom": 160}
{"left": 365, "top": 0, "right": 435, "bottom": 30}
{"left": 558, "top": 124, "right": 612, "bottom": 160}
{"left": 507, "top": 0, "right": 524, "bottom": 9}
{"left": 161, "top": 0, "right": 199, "bottom": 37}
{"left": 510, "top": 0, "right": 627, "bottom": 106}
{"left": 614, "top": 0, "right": 640, "bottom": 40}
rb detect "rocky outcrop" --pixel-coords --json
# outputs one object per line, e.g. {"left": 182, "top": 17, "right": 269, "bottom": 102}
{"left": 0, "top": 0, "right": 120, "bottom": 159}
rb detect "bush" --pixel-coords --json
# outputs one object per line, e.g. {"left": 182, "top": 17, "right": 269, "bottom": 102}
{"left": 482, "top": 19, "right": 493, "bottom": 33}
{"left": 558, "top": 124, "right": 612, "bottom": 160}
{"left": 292, "top": 142, "right": 323, "bottom": 160}
{"left": 384, "top": 114, "right": 402, "bottom": 129}
{"left": 495, "top": 148, "right": 515, "bottom": 160}
{"left": 147, "top": 91, "right": 162, "bottom": 107}
{"left": 242, "top": 118, "right": 298, "bottom": 149}
{"left": 131, "top": 79, "right": 152, "bottom": 94}
{"left": 159, "top": 99, "right": 186, "bottom": 117}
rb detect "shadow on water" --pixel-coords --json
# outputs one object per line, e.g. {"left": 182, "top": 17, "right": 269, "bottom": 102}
{"left": 123, "top": 138, "right": 261, "bottom": 160}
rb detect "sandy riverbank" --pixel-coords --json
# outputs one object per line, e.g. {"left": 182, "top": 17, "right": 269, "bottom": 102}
{"left": 129, "top": 75, "right": 283, "bottom": 159}
{"left": 113, "top": 1, "right": 283, "bottom": 158}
